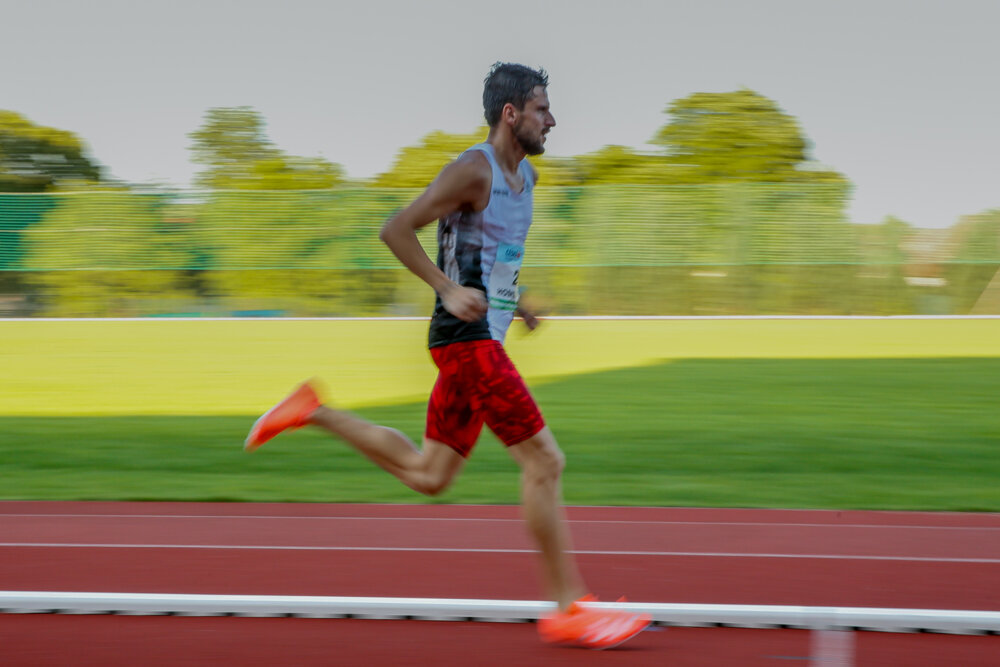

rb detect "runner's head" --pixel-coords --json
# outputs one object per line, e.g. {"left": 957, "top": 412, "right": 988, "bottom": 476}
{"left": 483, "top": 62, "right": 555, "bottom": 156}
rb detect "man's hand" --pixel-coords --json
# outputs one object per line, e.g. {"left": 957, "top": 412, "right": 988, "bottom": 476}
{"left": 441, "top": 283, "right": 488, "bottom": 322}
{"left": 516, "top": 304, "right": 541, "bottom": 331}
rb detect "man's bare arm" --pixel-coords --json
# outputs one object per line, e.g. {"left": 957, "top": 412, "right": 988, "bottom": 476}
{"left": 379, "top": 155, "right": 490, "bottom": 322}
{"left": 514, "top": 164, "right": 541, "bottom": 330}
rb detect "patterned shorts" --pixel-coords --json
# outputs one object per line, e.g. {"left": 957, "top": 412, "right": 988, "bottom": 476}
{"left": 426, "top": 339, "right": 546, "bottom": 457}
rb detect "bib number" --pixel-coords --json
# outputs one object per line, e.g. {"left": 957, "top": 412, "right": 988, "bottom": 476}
{"left": 488, "top": 243, "right": 523, "bottom": 311}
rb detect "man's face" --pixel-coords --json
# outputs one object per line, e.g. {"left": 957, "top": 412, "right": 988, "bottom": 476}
{"left": 513, "top": 86, "right": 556, "bottom": 156}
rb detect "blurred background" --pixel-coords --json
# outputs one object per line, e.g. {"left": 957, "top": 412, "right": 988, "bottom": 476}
{"left": 2, "top": 0, "right": 999, "bottom": 508}
{"left": 2, "top": 12, "right": 998, "bottom": 666}
{"left": 1, "top": 1, "right": 998, "bottom": 318}
{"left": 2, "top": 103, "right": 997, "bottom": 318}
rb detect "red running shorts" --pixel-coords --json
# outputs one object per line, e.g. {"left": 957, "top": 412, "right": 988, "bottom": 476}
{"left": 426, "top": 339, "right": 545, "bottom": 457}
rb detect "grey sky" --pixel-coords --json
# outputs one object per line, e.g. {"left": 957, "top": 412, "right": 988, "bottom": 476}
{"left": 3, "top": 0, "right": 997, "bottom": 228}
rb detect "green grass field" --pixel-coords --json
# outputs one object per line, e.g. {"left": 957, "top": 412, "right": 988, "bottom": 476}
{"left": 2, "top": 319, "right": 999, "bottom": 509}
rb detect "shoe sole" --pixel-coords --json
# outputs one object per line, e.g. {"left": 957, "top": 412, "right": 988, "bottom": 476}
{"left": 244, "top": 401, "right": 288, "bottom": 452}
{"left": 244, "top": 383, "right": 318, "bottom": 452}
{"left": 588, "top": 619, "right": 652, "bottom": 650}
{"left": 540, "top": 615, "right": 652, "bottom": 650}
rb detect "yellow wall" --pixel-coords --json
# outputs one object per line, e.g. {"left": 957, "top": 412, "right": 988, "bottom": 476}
{"left": 2, "top": 318, "right": 998, "bottom": 416}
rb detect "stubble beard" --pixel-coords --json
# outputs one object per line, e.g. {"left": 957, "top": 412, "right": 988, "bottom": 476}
{"left": 514, "top": 121, "right": 546, "bottom": 156}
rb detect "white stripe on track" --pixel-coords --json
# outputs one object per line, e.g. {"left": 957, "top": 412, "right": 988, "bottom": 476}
{"left": 5, "top": 315, "right": 1000, "bottom": 321}
{"left": 1, "top": 513, "right": 997, "bottom": 531}
{"left": 1, "top": 542, "right": 998, "bottom": 563}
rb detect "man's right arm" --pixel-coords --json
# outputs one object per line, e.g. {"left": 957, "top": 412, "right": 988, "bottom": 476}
{"left": 378, "top": 154, "right": 491, "bottom": 322}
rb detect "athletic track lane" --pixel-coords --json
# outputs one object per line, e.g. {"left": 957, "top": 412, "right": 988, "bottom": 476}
{"left": 1, "top": 502, "right": 997, "bottom": 666}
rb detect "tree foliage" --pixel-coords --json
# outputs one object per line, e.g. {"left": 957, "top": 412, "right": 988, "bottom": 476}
{"left": 0, "top": 111, "right": 103, "bottom": 192}
{"left": 22, "top": 191, "right": 194, "bottom": 316}
{"left": 373, "top": 89, "right": 847, "bottom": 190}
{"left": 191, "top": 188, "right": 419, "bottom": 315}
{"left": 189, "top": 107, "right": 343, "bottom": 190}
{"left": 945, "top": 209, "right": 1000, "bottom": 313}
{"left": 374, "top": 125, "right": 590, "bottom": 187}
{"left": 20, "top": 88, "right": 972, "bottom": 317}
{"left": 373, "top": 127, "right": 488, "bottom": 188}
{"left": 573, "top": 145, "right": 673, "bottom": 184}
{"left": 652, "top": 89, "right": 845, "bottom": 184}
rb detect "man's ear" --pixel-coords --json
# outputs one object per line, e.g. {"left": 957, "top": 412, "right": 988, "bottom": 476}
{"left": 501, "top": 102, "right": 518, "bottom": 126}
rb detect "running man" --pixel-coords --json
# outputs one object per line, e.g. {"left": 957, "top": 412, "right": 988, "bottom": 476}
{"left": 244, "top": 63, "right": 650, "bottom": 649}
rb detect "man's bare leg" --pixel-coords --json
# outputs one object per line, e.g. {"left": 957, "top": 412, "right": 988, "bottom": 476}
{"left": 507, "top": 427, "right": 587, "bottom": 611}
{"left": 307, "top": 405, "right": 464, "bottom": 496}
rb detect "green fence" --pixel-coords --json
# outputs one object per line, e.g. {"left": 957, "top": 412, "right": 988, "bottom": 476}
{"left": 0, "top": 187, "right": 997, "bottom": 317}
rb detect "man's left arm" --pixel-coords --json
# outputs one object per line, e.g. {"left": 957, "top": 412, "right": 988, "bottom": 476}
{"left": 517, "top": 163, "right": 542, "bottom": 331}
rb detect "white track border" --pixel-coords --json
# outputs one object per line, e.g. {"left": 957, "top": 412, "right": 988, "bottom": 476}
{"left": 1, "top": 592, "right": 998, "bottom": 634}
{"left": 2, "top": 315, "right": 1000, "bottom": 322}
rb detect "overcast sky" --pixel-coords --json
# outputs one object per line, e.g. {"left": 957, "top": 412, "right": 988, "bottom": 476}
{"left": 4, "top": 0, "right": 997, "bottom": 228}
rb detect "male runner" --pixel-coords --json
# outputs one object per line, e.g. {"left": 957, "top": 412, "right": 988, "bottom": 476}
{"left": 244, "top": 63, "right": 650, "bottom": 649}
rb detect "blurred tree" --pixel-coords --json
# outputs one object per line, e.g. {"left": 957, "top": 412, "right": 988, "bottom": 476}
{"left": 0, "top": 111, "right": 103, "bottom": 192}
{"left": 945, "top": 209, "right": 1000, "bottom": 313}
{"left": 528, "top": 153, "right": 583, "bottom": 186}
{"left": 647, "top": 90, "right": 856, "bottom": 314}
{"left": 856, "top": 215, "right": 914, "bottom": 314}
{"left": 189, "top": 107, "right": 354, "bottom": 314}
{"left": 373, "top": 127, "right": 488, "bottom": 188}
{"left": 190, "top": 107, "right": 343, "bottom": 190}
{"left": 372, "top": 128, "right": 658, "bottom": 187}
{"left": 192, "top": 189, "right": 413, "bottom": 315}
{"left": 0, "top": 112, "right": 104, "bottom": 311}
{"left": 574, "top": 145, "right": 673, "bottom": 184}
{"left": 373, "top": 127, "right": 684, "bottom": 187}
{"left": 241, "top": 155, "right": 344, "bottom": 190}
{"left": 652, "top": 89, "right": 845, "bottom": 184}
{"left": 21, "top": 190, "right": 196, "bottom": 316}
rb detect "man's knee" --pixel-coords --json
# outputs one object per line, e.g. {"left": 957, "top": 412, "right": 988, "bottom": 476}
{"left": 540, "top": 443, "right": 566, "bottom": 477}
{"left": 514, "top": 432, "right": 566, "bottom": 484}
{"left": 413, "top": 439, "right": 466, "bottom": 496}
{"left": 417, "top": 473, "right": 453, "bottom": 497}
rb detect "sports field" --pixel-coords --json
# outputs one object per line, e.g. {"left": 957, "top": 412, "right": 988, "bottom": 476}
{"left": 2, "top": 317, "right": 999, "bottom": 509}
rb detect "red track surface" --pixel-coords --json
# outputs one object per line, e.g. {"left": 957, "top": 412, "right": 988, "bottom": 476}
{"left": 2, "top": 502, "right": 999, "bottom": 665}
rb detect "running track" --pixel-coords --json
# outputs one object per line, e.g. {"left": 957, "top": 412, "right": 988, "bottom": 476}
{"left": 1, "top": 502, "right": 998, "bottom": 665}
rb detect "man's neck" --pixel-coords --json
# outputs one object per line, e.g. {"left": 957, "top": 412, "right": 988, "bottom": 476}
{"left": 486, "top": 130, "right": 526, "bottom": 174}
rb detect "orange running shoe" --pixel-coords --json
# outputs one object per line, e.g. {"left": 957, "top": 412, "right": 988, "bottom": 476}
{"left": 244, "top": 381, "right": 322, "bottom": 452}
{"left": 538, "top": 595, "right": 651, "bottom": 650}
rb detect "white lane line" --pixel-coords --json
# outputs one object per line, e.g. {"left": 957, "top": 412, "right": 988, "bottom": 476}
{"left": 6, "top": 592, "right": 1000, "bottom": 633}
{"left": 1, "top": 514, "right": 997, "bottom": 531}
{"left": 9, "top": 314, "right": 1000, "bottom": 321}
{"left": 1, "top": 543, "right": 998, "bottom": 563}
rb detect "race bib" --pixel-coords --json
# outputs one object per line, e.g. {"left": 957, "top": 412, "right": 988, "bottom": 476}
{"left": 487, "top": 243, "right": 523, "bottom": 310}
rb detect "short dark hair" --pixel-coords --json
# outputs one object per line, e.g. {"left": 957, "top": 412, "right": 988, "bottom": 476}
{"left": 483, "top": 62, "right": 549, "bottom": 127}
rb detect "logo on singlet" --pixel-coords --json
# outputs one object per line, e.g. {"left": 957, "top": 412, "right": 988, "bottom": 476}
{"left": 492, "top": 188, "right": 509, "bottom": 197}
{"left": 502, "top": 245, "right": 522, "bottom": 261}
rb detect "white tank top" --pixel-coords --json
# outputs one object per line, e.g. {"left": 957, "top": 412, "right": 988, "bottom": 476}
{"left": 428, "top": 142, "right": 535, "bottom": 347}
